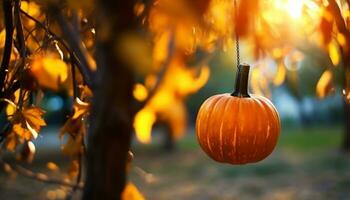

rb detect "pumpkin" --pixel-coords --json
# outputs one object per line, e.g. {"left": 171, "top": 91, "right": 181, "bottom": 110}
{"left": 195, "top": 64, "right": 280, "bottom": 164}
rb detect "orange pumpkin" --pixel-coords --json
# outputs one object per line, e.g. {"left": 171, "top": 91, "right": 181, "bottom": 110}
{"left": 196, "top": 64, "right": 280, "bottom": 164}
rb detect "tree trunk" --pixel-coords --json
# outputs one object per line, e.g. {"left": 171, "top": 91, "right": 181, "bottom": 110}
{"left": 83, "top": 0, "right": 137, "bottom": 199}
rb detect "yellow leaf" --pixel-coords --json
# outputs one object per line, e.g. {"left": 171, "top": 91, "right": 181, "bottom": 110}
{"left": 9, "top": 106, "right": 46, "bottom": 144}
{"left": 47, "top": 162, "right": 60, "bottom": 171}
{"left": 178, "top": 65, "right": 210, "bottom": 95}
{"left": 21, "top": 2, "right": 41, "bottom": 18}
{"left": 72, "top": 98, "right": 90, "bottom": 120}
{"left": 30, "top": 53, "right": 69, "bottom": 90}
{"left": 316, "top": 70, "right": 334, "bottom": 98}
{"left": 251, "top": 68, "right": 271, "bottom": 97}
{"left": 22, "top": 106, "right": 46, "bottom": 132}
{"left": 133, "top": 84, "right": 148, "bottom": 102}
{"left": 122, "top": 183, "right": 145, "bottom": 200}
{"left": 158, "top": 99, "right": 187, "bottom": 139}
{"left": 0, "top": 29, "right": 5, "bottom": 48}
{"left": 133, "top": 108, "right": 156, "bottom": 144}
{"left": 153, "top": 32, "right": 171, "bottom": 67}
{"left": 337, "top": 33, "right": 347, "bottom": 47}
{"left": 273, "top": 63, "right": 286, "bottom": 86}
{"left": 13, "top": 123, "right": 32, "bottom": 140}
{"left": 328, "top": 42, "right": 340, "bottom": 66}
{"left": 20, "top": 2, "right": 41, "bottom": 28}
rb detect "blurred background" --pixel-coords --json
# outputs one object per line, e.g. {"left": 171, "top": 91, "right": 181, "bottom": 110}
{"left": 1, "top": 0, "right": 350, "bottom": 200}
{"left": 1, "top": 48, "right": 349, "bottom": 200}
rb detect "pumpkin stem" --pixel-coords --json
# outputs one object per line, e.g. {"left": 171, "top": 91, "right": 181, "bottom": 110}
{"left": 231, "top": 64, "right": 250, "bottom": 98}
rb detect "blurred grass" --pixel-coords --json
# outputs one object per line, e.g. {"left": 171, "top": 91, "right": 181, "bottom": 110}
{"left": 0, "top": 126, "right": 348, "bottom": 200}
{"left": 178, "top": 126, "right": 343, "bottom": 152}
{"left": 131, "top": 125, "right": 350, "bottom": 200}
{"left": 277, "top": 126, "right": 343, "bottom": 151}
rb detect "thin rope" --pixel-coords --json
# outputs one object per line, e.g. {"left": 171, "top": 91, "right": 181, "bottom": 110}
{"left": 234, "top": 0, "right": 240, "bottom": 67}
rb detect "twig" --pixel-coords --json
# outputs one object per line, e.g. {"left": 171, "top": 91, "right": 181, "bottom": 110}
{"left": 0, "top": 0, "right": 14, "bottom": 93}
{"left": 20, "top": 9, "right": 94, "bottom": 88}
{"left": 0, "top": 159, "right": 84, "bottom": 189}
{"left": 134, "top": 166, "right": 157, "bottom": 184}
{"left": 49, "top": 5, "right": 94, "bottom": 88}
{"left": 71, "top": 61, "right": 78, "bottom": 99}
{"left": 14, "top": 0, "right": 28, "bottom": 109}
{"left": 24, "top": 26, "right": 40, "bottom": 45}
{"left": 14, "top": 0, "right": 26, "bottom": 58}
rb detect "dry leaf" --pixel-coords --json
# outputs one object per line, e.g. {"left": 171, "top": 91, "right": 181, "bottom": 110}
{"left": 60, "top": 98, "right": 89, "bottom": 156}
{"left": 6, "top": 106, "right": 46, "bottom": 151}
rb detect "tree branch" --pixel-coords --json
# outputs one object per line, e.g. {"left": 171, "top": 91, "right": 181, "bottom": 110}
{"left": 14, "top": 0, "right": 26, "bottom": 58}
{"left": 48, "top": 5, "right": 94, "bottom": 88}
{"left": 20, "top": 9, "right": 94, "bottom": 88}
{"left": 0, "top": 159, "right": 83, "bottom": 189}
{"left": 0, "top": 0, "right": 14, "bottom": 93}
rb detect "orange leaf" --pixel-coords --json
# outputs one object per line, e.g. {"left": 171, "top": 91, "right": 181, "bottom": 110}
{"left": 122, "top": 183, "right": 145, "bottom": 200}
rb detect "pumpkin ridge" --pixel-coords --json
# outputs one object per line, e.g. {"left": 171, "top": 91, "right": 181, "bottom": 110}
{"left": 225, "top": 97, "right": 238, "bottom": 163}
{"left": 205, "top": 95, "right": 223, "bottom": 159}
{"left": 235, "top": 97, "right": 243, "bottom": 163}
{"left": 246, "top": 98, "right": 257, "bottom": 161}
{"left": 218, "top": 96, "right": 231, "bottom": 161}
{"left": 196, "top": 95, "right": 221, "bottom": 156}
{"left": 258, "top": 98, "right": 271, "bottom": 162}
{"left": 255, "top": 97, "right": 277, "bottom": 162}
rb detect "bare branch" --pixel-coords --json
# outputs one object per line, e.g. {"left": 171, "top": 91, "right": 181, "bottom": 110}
{"left": 14, "top": 0, "right": 26, "bottom": 58}
{"left": 0, "top": 159, "right": 83, "bottom": 189}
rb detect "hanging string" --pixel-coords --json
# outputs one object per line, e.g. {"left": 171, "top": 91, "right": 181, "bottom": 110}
{"left": 234, "top": 0, "right": 240, "bottom": 67}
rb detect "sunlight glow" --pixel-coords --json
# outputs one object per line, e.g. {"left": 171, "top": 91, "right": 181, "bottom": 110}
{"left": 287, "top": 0, "right": 304, "bottom": 19}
